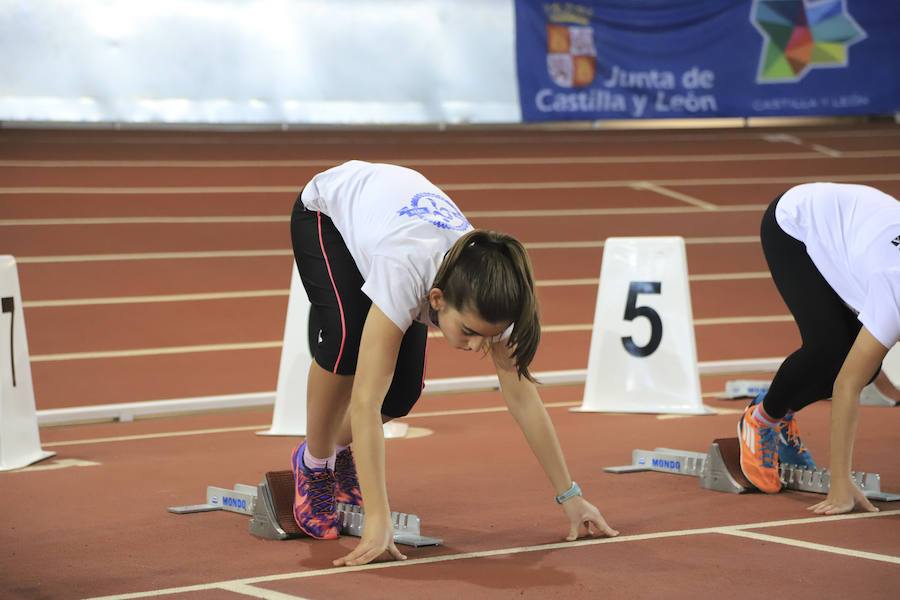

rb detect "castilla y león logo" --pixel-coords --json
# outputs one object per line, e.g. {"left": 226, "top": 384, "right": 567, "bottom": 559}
{"left": 752, "top": 0, "right": 866, "bottom": 83}
{"left": 545, "top": 3, "right": 597, "bottom": 88}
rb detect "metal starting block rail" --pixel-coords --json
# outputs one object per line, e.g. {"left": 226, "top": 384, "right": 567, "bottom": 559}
{"left": 724, "top": 379, "right": 898, "bottom": 407}
{"left": 168, "top": 483, "right": 259, "bottom": 515}
{"left": 605, "top": 437, "right": 900, "bottom": 502}
{"left": 168, "top": 470, "right": 442, "bottom": 547}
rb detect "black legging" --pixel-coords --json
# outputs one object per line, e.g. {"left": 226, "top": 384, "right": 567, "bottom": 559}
{"left": 760, "top": 195, "right": 879, "bottom": 419}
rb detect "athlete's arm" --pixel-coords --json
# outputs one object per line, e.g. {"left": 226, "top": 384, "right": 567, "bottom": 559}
{"left": 809, "top": 327, "right": 887, "bottom": 515}
{"left": 491, "top": 343, "right": 618, "bottom": 540}
{"left": 333, "top": 305, "right": 406, "bottom": 566}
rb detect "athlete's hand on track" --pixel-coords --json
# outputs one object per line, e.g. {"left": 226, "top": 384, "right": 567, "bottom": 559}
{"left": 333, "top": 516, "right": 407, "bottom": 567}
{"left": 808, "top": 478, "right": 878, "bottom": 515}
{"left": 561, "top": 496, "right": 619, "bottom": 541}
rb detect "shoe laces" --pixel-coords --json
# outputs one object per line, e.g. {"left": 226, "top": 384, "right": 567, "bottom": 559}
{"left": 780, "top": 416, "right": 809, "bottom": 455}
{"left": 758, "top": 425, "right": 778, "bottom": 469}
{"left": 335, "top": 449, "right": 360, "bottom": 493}
{"left": 305, "top": 469, "right": 336, "bottom": 514}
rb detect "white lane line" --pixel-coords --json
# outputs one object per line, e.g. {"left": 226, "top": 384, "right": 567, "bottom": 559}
{"left": 82, "top": 510, "right": 900, "bottom": 600}
{"left": 216, "top": 583, "right": 311, "bottom": 599}
{"left": 24, "top": 290, "right": 290, "bottom": 308}
{"left": 809, "top": 144, "right": 844, "bottom": 158}
{"left": 6, "top": 126, "right": 897, "bottom": 148}
{"left": 678, "top": 236, "right": 758, "bottom": 245}
{"left": 0, "top": 204, "right": 767, "bottom": 226}
{"left": 30, "top": 341, "right": 283, "bottom": 363}
{"left": 0, "top": 216, "right": 287, "bottom": 226}
{"left": 523, "top": 236, "right": 759, "bottom": 250}
{"left": 761, "top": 133, "right": 804, "bottom": 145}
{"left": 400, "top": 401, "right": 582, "bottom": 419}
{"left": 657, "top": 406, "right": 744, "bottom": 420}
{"left": 42, "top": 396, "right": 740, "bottom": 448}
{"left": 801, "top": 129, "right": 900, "bottom": 139}
{"left": 16, "top": 250, "right": 294, "bottom": 264}
{"left": 0, "top": 186, "right": 297, "bottom": 195}
{"left": 690, "top": 271, "right": 770, "bottom": 281}
{"left": 536, "top": 274, "right": 768, "bottom": 286}
{"left": 631, "top": 182, "right": 718, "bottom": 210}
{"left": 3, "top": 149, "right": 896, "bottom": 168}
{"left": 41, "top": 402, "right": 580, "bottom": 448}
{"left": 437, "top": 315, "right": 788, "bottom": 339}
{"left": 537, "top": 278, "right": 599, "bottom": 287}
{"left": 29, "top": 315, "right": 792, "bottom": 362}
{"left": 22, "top": 272, "right": 771, "bottom": 308}
{"left": 693, "top": 315, "right": 792, "bottom": 326}
{"left": 12, "top": 237, "right": 761, "bottom": 265}
{"left": 442, "top": 173, "right": 900, "bottom": 190}
{"left": 723, "top": 510, "right": 900, "bottom": 530}
{"left": 465, "top": 204, "right": 763, "bottom": 220}
{"left": 718, "top": 529, "right": 900, "bottom": 564}
{"left": 11, "top": 458, "right": 100, "bottom": 472}
{"left": 2, "top": 172, "right": 900, "bottom": 196}
{"left": 43, "top": 425, "right": 270, "bottom": 447}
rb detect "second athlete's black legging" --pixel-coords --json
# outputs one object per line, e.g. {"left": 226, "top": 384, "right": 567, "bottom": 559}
{"left": 760, "top": 195, "right": 879, "bottom": 419}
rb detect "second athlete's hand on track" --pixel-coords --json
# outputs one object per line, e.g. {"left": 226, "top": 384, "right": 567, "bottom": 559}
{"left": 808, "top": 477, "right": 878, "bottom": 515}
{"left": 561, "top": 496, "right": 619, "bottom": 541}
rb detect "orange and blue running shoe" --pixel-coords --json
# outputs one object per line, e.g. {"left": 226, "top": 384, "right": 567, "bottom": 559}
{"left": 334, "top": 447, "right": 363, "bottom": 507}
{"left": 777, "top": 412, "right": 817, "bottom": 470}
{"left": 291, "top": 441, "right": 340, "bottom": 539}
{"left": 737, "top": 400, "right": 782, "bottom": 493}
{"left": 748, "top": 394, "right": 817, "bottom": 470}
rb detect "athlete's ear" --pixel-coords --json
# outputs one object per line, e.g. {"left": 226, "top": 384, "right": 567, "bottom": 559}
{"left": 427, "top": 288, "right": 446, "bottom": 310}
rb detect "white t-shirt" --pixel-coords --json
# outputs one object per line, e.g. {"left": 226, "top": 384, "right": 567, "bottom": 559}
{"left": 776, "top": 183, "right": 900, "bottom": 349}
{"left": 301, "top": 161, "right": 473, "bottom": 332}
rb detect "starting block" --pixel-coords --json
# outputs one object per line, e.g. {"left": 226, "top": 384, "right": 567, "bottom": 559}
{"left": 605, "top": 438, "right": 900, "bottom": 502}
{"left": 724, "top": 379, "right": 898, "bottom": 407}
{"left": 723, "top": 380, "right": 770, "bottom": 399}
{"left": 168, "top": 470, "right": 442, "bottom": 547}
{"left": 860, "top": 384, "right": 898, "bottom": 408}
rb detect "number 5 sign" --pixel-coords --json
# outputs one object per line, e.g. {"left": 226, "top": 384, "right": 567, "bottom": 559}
{"left": 574, "top": 238, "right": 710, "bottom": 415}
{"left": 0, "top": 256, "right": 55, "bottom": 470}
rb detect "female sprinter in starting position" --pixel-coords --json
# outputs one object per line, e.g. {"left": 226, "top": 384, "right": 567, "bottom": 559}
{"left": 737, "top": 182, "right": 899, "bottom": 514}
{"left": 289, "top": 160, "right": 618, "bottom": 566}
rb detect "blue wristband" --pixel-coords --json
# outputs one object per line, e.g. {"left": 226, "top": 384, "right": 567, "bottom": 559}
{"left": 554, "top": 481, "right": 582, "bottom": 504}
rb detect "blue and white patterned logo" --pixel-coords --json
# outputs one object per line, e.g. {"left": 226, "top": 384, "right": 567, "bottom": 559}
{"left": 397, "top": 192, "right": 470, "bottom": 231}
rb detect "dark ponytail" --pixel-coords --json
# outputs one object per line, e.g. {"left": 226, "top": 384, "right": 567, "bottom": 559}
{"left": 433, "top": 230, "right": 541, "bottom": 382}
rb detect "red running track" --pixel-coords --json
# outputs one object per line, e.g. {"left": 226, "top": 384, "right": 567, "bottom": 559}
{"left": 1, "top": 123, "right": 899, "bottom": 599}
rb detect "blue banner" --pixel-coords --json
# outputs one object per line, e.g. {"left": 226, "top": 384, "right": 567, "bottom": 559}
{"left": 514, "top": 0, "right": 900, "bottom": 121}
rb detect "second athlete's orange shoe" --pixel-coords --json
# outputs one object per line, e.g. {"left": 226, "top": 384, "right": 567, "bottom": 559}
{"left": 737, "top": 403, "right": 782, "bottom": 493}
{"left": 778, "top": 412, "right": 817, "bottom": 469}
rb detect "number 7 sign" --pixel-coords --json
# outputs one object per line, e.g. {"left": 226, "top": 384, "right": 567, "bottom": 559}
{"left": 2, "top": 296, "right": 16, "bottom": 387}
{"left": 0, "top": 256, "right": 55, "bottom": 470}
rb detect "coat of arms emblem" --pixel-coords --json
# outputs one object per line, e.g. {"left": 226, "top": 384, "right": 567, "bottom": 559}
{"left": 545, "top": 3, "right": 597, "bottom": 88}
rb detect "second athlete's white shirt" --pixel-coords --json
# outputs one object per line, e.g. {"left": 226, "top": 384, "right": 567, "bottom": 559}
{"left": 301, "top": 161, "right": 473, "bottom": 332}
{"left": 776, "top": 182, "right": 900, "bottom": 349}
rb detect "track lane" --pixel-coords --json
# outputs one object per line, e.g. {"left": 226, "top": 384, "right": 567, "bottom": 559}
{"left": 21, "top": 278, "right": 785, "bottom": 356}
{"left": 7, "top": 387, "right": 897, "bottom": 599}
{"left": 15, "top": 244, "right": 767, "bottom": 301}
{"left": 4, "top": 155, "right": 900, "bottom": 187}
{"left": 29, "top": 321, "right": 800, "bottom": 410}
{"left": 2, "top": 211, "right": 767, "bottom": 256}
{"left": 0, "top": 187, "right": 682, "bottom": 220}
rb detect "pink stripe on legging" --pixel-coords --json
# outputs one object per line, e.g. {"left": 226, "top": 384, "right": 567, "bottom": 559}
{"left": 317, "top": 211, "right": 346, "bottom": 373}
{"left": 421, "top": 337, "right": 428, "bottom": 390}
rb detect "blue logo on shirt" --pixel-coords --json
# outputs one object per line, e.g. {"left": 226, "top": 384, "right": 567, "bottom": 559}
{"left": 397, "top": 192, "right": 470, "bottom": 231}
